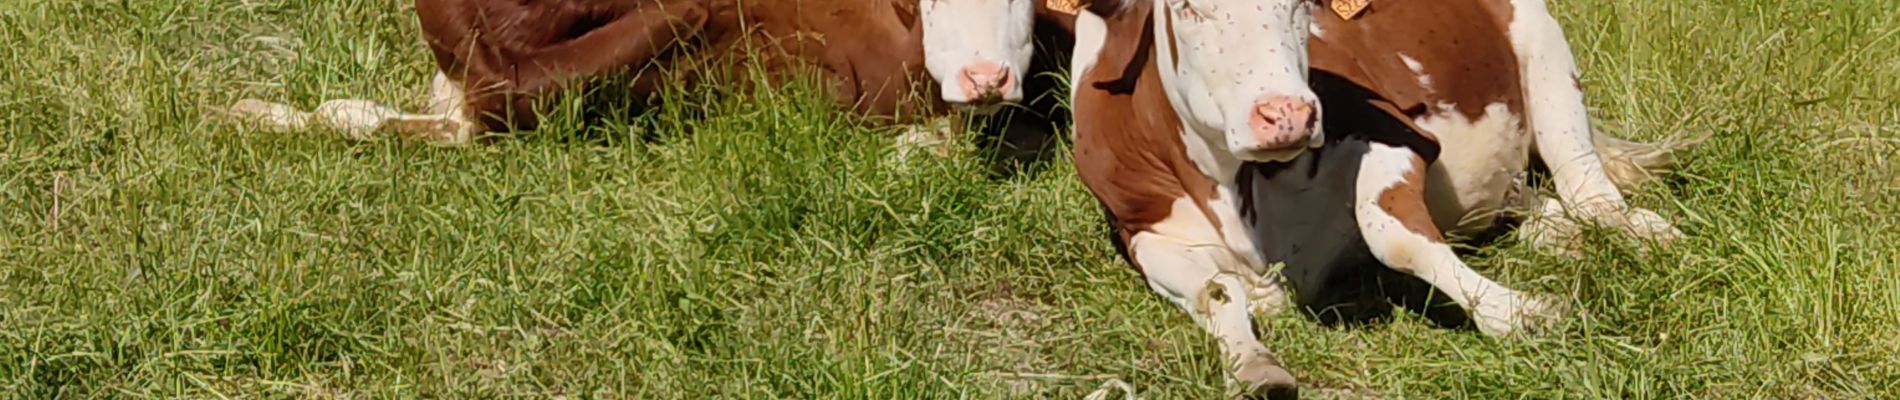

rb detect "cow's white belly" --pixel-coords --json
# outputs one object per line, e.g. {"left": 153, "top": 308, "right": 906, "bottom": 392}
{"left": 1416, "top": 102, "right": 1530, "bottom": 237}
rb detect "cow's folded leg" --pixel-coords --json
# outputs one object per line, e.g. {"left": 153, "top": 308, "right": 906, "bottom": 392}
{"left": 1508, "top": 0, "right": 1681, "bottom": 245}
{"left": 512, "top": 0, "right": 709, "bottom": 96}
{"left": 1128, "top": 231, "right": 1298, "bottom": 400}
{"left": 227, "top": 99, "right": 312, "bottom": 132}
{"left": 1355, "top": 143, "right": 1561, "bottom": 337}
{"left": 375, "top": 71, "right": 480, "bottom": 146}
{"left": 227, "top": 98, "right": 405, "bottom": 141}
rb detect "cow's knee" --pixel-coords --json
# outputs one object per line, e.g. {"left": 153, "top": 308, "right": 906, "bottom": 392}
{"left": 1127, "top": 231, "right": 1298, "bottom": 396}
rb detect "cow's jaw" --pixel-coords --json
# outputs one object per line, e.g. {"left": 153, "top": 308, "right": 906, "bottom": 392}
{"left": 1152, "top": 0, "right": 1322, "bottom": 165}
{"left": 921, "top": 0, "right": 1036, "bottom": 111}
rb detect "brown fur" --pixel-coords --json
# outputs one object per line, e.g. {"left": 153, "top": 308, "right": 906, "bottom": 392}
{"left": 415, "top": 0, "right": 944, "bottom": 136}
{"left": 1069, "top": 1, "right": 1219, "bottom": 266}
{"left": 1309, "top": 0, "right": 1525, "bottom": 123}
{"left": 1377, "top": 155, "right": 1443, "bottom": 241}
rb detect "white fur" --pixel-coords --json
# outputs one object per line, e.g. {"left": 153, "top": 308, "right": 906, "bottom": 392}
{"left": 1414, "top": 102, "right": 1528, "bottom": 235}
{"left": 1508, "top": 0, "right": 1618, "bottom": 206}
{"left": 1354, "top": 143, "right": 1557, "bottom": 337}
{"left": 1130, "top": 197, "right": 1292, "bottom": 390}
{"left": 1149, "top": 0, "right": 1322, "bottom": 163}
{"left": 919, "top": 0, "right": 1035, "bottom": 104}
{"left": 1398, "top": 53, "right": 1434, "bottom": 92}
{"left": 1505, "top": 0, "right": 1682, "bottom": 245}
{"left": 1068, "top": 10, "right": 1109, "bottom": 143}
{"left": 1071, "top": 10, "right": 1109, "bottom": 105}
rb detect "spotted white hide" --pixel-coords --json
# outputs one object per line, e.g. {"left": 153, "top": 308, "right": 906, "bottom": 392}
{"left": 1148, "top": 0, "right": 1324, "bottom": 164}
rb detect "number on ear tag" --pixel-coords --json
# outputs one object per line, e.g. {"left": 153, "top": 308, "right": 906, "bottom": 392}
{"left": 1330, "top": 0, "right": 1370, "bottom": 20}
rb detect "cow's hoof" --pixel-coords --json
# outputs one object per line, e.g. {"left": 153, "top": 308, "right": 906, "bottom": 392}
{"left": 1471, "top": 291, "right": 1565, "bottom": 338}
{"left": 1246, "top": 272, "right": 1293, "bottom": 317}
{"left": 313, "top": 99, "right": 401, "bottom": 141}
{"left": 1517, "top": 216, "right": 1581, "bottom": 257}
{"left": 1520, "top": 199, "right": 1681, "bottom": 255}
{"left": 1232, "top": 352, "right": 1299, "bottom": 400}
{"left": 227, "top": 99, "right": 312, "bottom": 132}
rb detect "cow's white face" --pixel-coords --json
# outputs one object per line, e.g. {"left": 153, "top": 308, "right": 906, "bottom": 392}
{"left": 920, "top": 0, "right": 1036, "bottom": 109}
{"left": 1153, "top": 0, "right": 1322, "bottom": 162}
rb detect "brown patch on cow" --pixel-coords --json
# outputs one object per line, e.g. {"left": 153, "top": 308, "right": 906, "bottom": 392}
{"left": 1071, "top": 0, "right": 1226, "bottom": 271}
{"left": 413, "top": 0, "right": 947, "bottom": 136}
{"left": 417, "top": 0, "right": 712, "bottom": 132}
{"left": 1375, "top": 155, "right": 1444, "bottom": 242}
{"left": 1084, "top": 0, "right": 1131, "bottom": 17}
{"left": 1308, "top": 0, "right": 1526, "bottom": 123}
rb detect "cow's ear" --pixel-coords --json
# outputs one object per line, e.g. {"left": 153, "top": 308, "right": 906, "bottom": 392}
{"left": 890, "top": 1, "right": 918, "bottom": 31}
{"left": 1080, "top": 1, "right": 1153, "bottom": 94}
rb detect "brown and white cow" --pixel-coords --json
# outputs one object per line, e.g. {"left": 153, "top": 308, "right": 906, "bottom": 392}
{"left": 922, "top": 0, "right": 1690, "bottom": 396}
{"left": 228, "top": 0, "right": 986, "bottom": 146}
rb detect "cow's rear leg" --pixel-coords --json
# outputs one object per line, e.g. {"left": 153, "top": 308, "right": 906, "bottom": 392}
{"left": 1515, "top": 192, "right": 1672, "bottom": 256}
{"left": 226, "top": 74, "right": 473, "bottom": 145}
{"left": 1357, "top": 143, "right": 1561, "bottom": 336}
{"left": 380, "top": 72, "right": 479, "bottom": 145}
{"left": 227, "top": 98, "right": 424, "bottom": 141}
{"left": 1128, "top": 231, "right": 1298, "bottom": 399}
{"left": 1507, "top": 0, "right": 1681, "bottom": 246}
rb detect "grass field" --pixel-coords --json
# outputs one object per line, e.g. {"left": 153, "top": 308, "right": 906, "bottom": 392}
{"left": 4, "top": 0, "right": 1899, "bottom": 398}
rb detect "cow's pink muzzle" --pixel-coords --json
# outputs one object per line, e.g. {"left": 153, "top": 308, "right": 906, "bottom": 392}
{"left": 1243, "top": 95, "right": 1318, "bottom": 153}
{"left": 956, "top": 61, "right": 1015, "bottom": 103}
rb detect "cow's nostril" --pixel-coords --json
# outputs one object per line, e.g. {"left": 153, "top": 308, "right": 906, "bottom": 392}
{"left": 1247, "top": 96, "right": 1318, "bottom": 150}
{"left": 956, "top": 62, "right": 1012, "bottom": 100}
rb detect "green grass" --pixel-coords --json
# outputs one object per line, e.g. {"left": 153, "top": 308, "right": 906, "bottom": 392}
{"left": 3, "top": 0, "right": 1898, "bottom": 398}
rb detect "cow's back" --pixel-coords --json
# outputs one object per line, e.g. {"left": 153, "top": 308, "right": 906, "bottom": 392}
{"left": 1308, "top": 0, "right": 1523, "bottom": 121}
{"left": 683, "top": 0, "right": 936, "bottom": 118}
{"left": 416, "top": 0, "right": 649, "bottom": 81}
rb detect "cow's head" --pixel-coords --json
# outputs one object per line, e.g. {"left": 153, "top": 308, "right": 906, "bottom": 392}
{"left": 1146, "top": 0, "right": 1322, "bottom": 162}
{"left": 919, "top": 0, "right": 1036, "bottom": 109}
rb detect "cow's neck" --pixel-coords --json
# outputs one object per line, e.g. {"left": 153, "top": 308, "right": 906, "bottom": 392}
{"left": 1176, "top": 125, "right": 1243, "bottom": 185}
{"left": 1145, "top": 6, "right": 1243, "bottom": 186}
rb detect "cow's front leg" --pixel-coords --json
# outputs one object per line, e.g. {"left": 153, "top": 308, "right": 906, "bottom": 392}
{"left": 1356, "top": 143, "right": 1562, "bottom": 337}
{"left": 1507, "top": 0, "right": 1681, "bottom": 247}
{"left": 226, "top": 97, "right": 467, "bottom": 144}
{"left": 1127, "top": 229, "right": 1298, "bottom": 399}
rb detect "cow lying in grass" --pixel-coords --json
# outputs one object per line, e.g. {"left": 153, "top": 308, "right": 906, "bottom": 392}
{"left": 921, "top": 0, "right": 1691, "bottom": 396}
{"left": 228, "top": 0, "right": 1028, "bottom": 147}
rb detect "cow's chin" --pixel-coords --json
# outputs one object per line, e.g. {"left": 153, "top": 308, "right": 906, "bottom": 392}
{"left": 1232, "top": 147, "right": 1309, "bottom": 163}
{"left": 1227, "top": 126, "right": 1325, "bottom": 163}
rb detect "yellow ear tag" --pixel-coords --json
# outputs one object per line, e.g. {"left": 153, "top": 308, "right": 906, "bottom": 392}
{"left": 1330, "top": 0, "right": 1370, "bottom": 20}
{"left": 1048, "top": 0, "right": 1083, "bottom": 15}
